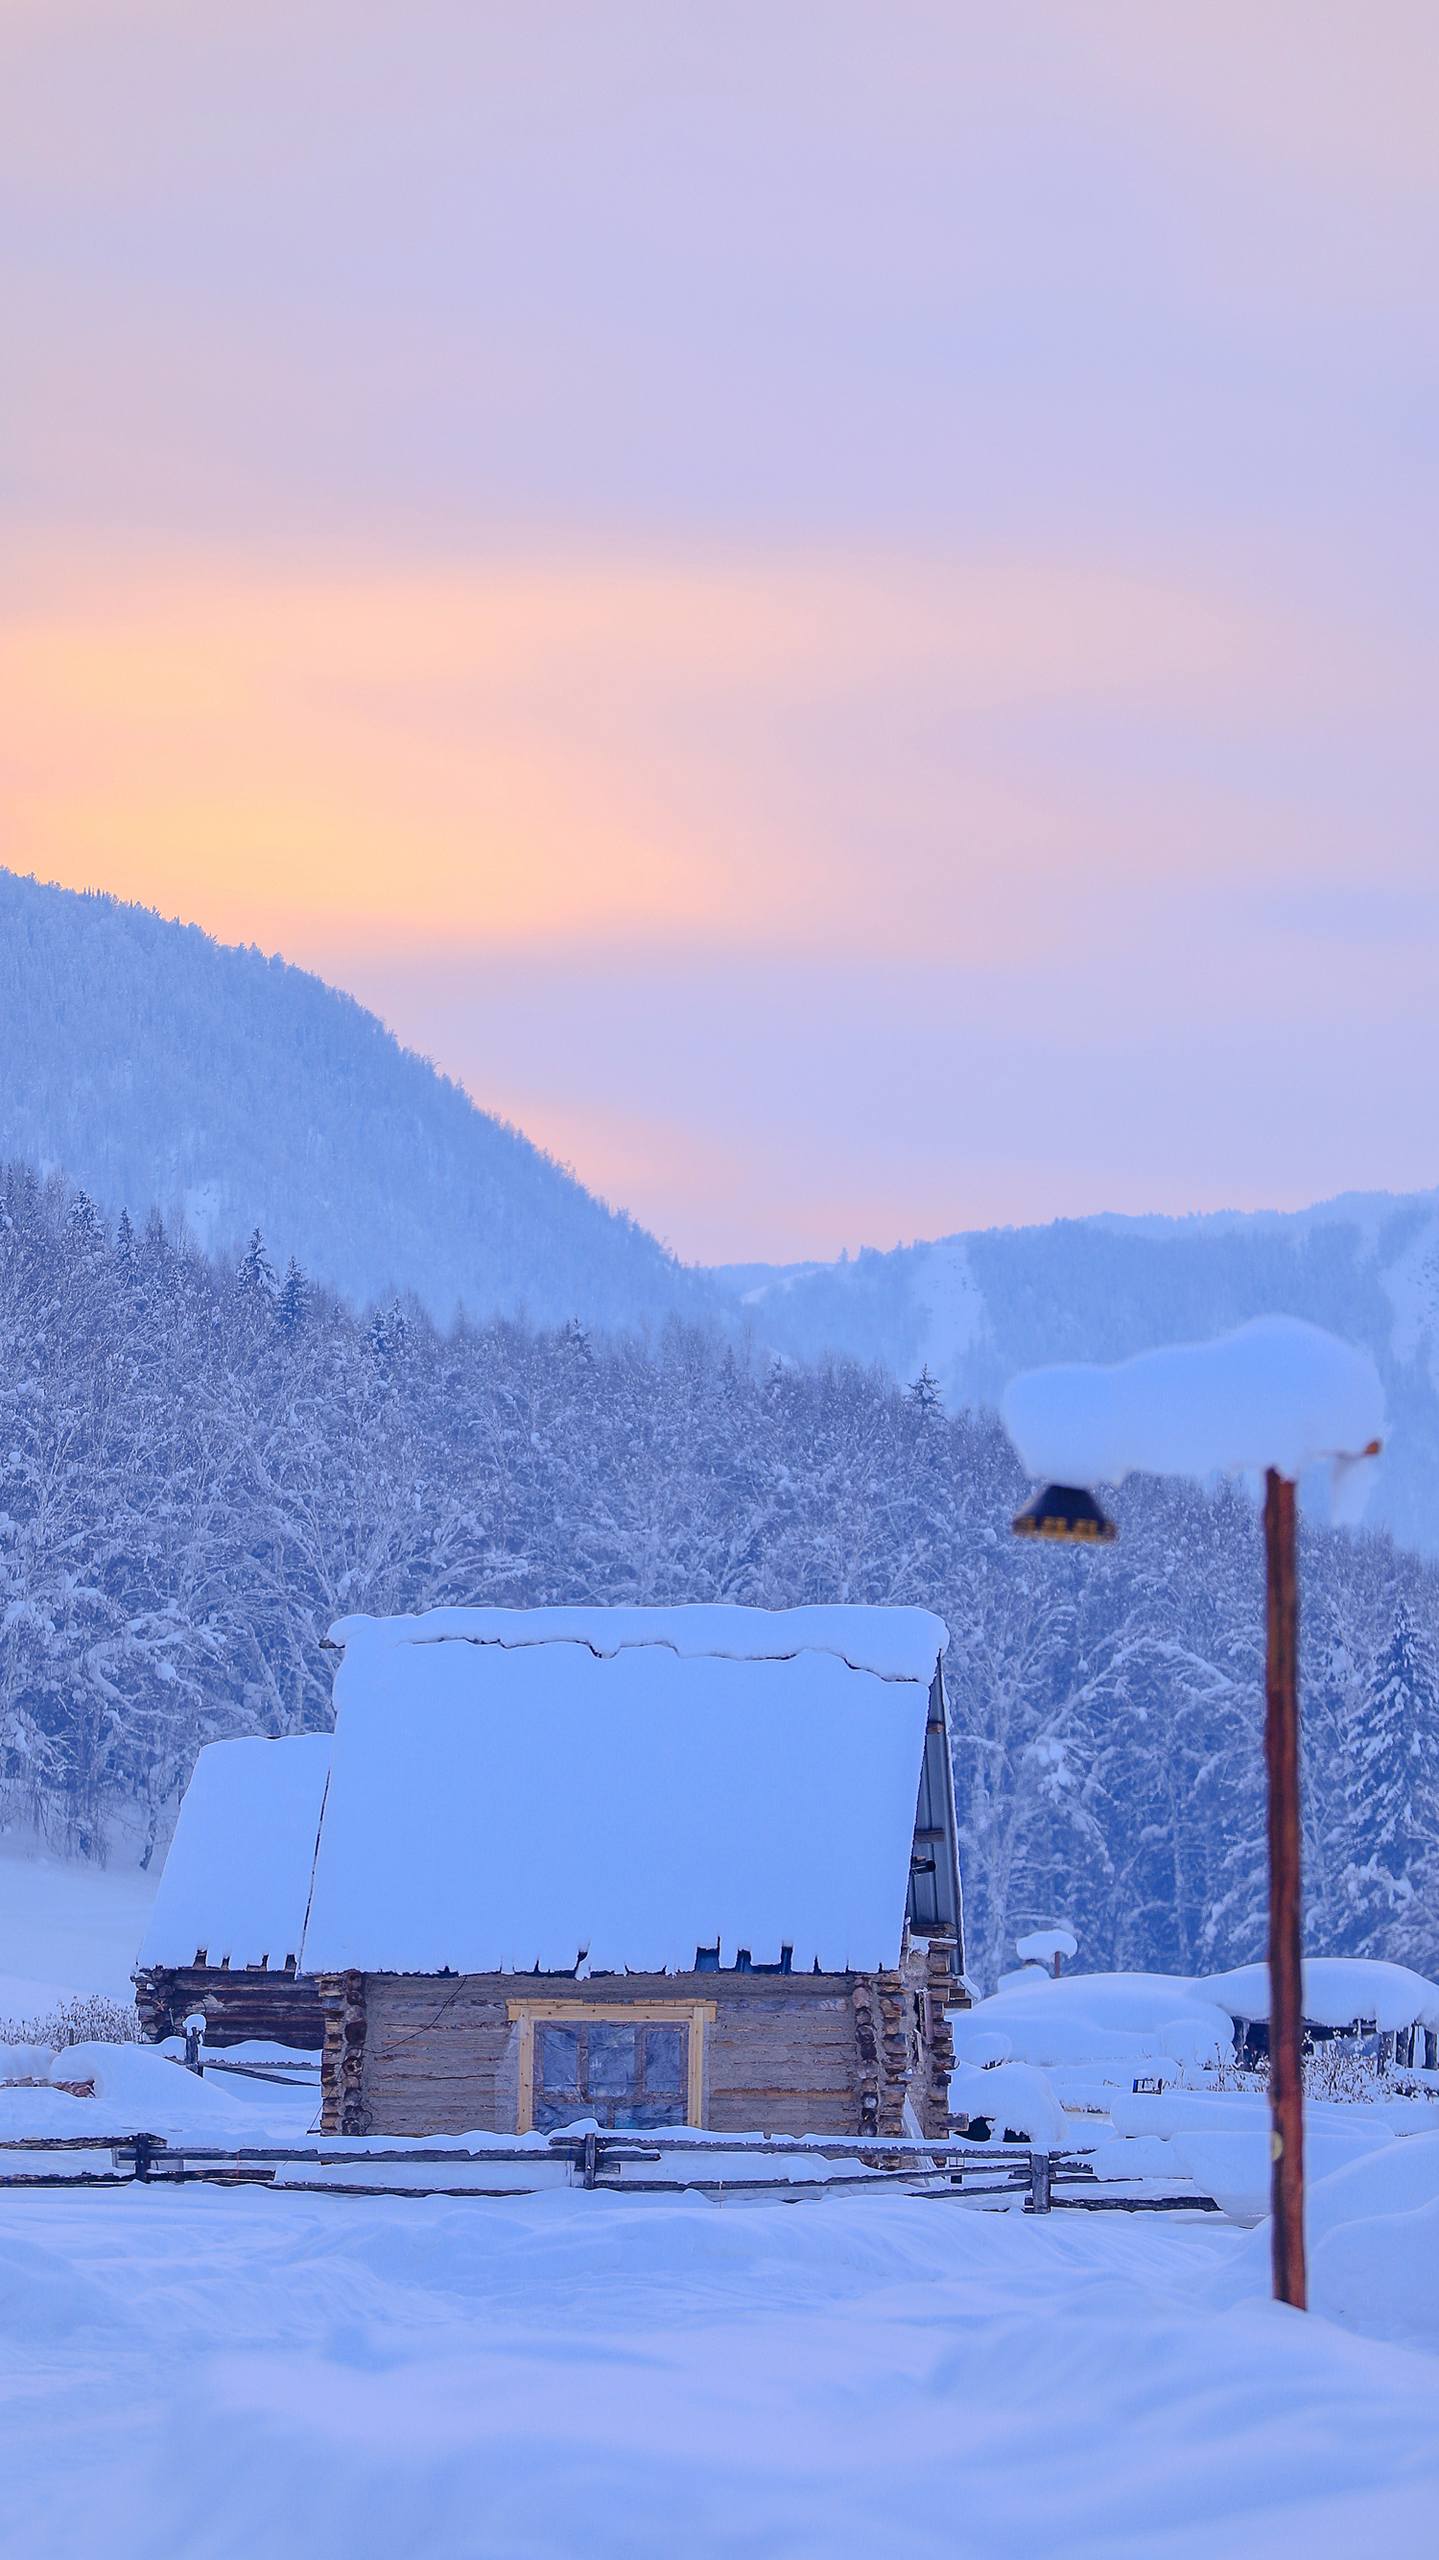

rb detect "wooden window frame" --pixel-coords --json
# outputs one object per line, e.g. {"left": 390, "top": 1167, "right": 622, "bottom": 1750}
{"left": 508, "top": 1998, "right": 716, "bottom": 2133}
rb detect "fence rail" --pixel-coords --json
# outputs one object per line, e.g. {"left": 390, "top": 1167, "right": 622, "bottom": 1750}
{"left": 0, "top": 2127, "right": 1219, "bottom": 2212}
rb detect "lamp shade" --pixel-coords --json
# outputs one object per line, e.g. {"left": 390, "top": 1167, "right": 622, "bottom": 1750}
{"left": 1012, "top": 1483, "right": 1117, "bottom": 1544}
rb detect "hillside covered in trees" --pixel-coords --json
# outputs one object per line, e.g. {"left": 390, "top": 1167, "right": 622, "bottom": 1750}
{"left": 0, "top": 869, "right": 707, "bottom": 1332}
{"left": 3, "top": 1164, "right": 1436, "bottom": 1991}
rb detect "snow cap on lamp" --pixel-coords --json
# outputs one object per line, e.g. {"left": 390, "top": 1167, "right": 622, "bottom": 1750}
{"left": 1003, "top": 1315, "right": 1384, "bottom": 1528}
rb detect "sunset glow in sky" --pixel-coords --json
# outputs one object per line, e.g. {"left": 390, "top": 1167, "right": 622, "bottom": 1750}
{"left": 5, "top": 4, "right": 1437, "bottom": 1261}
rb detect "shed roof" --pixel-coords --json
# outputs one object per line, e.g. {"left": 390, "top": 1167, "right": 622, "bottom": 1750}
{"left": 137, "top": 1733, "right": 331, "bottom": 1973}
{"left": 301, "top": 1605, "right": 947, "bottom": 1977}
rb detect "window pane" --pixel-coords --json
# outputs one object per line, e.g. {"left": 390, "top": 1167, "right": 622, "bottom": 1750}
{"left": 644, "top": 2026, "right": 685, "bottom": 2096}
{"left": 533, "top": 2092, "right": 587, "bottom": 2132}
{"left": 537, "top": 2025, "right": 580, "bottom": 2093}
{"left": 587, "top": 2024, "right": 638, "bottom": 2096}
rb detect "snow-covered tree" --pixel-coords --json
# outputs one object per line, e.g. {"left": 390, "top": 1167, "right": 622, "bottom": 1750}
{"left": 1341, "top": 1598, "right": 1439, "bottom": 1956}
{"left": 276, "top": 1257, "right": 310, "bottom": 1336}
{"left": 906, "top": 1365, "right": 942, "bottom": 1424}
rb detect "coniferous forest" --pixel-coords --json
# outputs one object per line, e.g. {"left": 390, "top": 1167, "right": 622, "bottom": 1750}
{"left": 3, "top": 1161, "right": 1436, "bottom": 1991}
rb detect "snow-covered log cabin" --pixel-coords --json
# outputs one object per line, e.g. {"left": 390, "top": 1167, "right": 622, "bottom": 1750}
{"left": 133, "top": 1731, "right": 331, "bottom": 2048}
{"left": 304, "top": 1606, "right": 964, "bottom": 2139}
{"left": 175, "top": 1605, "right": 953, "bottom": 2137}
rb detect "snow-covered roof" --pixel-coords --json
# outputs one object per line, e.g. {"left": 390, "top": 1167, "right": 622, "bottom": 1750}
{"left": 326, "top": 1604, "right": 948, "bottom": 1686}
{"left": 1205, "top": 1958, "right": 1439, "bottom": 2036}
{"left": 951, "top": 1962, "right": 1439, "bottom": 2085}
{"left": 300, "top": 1606, "right": 947, "bottom": 1976}
{"left": 137, "top": 1734, "right": 331, "bottom": 1972}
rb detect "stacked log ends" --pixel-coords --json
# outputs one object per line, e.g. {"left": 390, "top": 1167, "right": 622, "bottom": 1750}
{"left": 317, "top": 1971, "right": 369, "bottom": 2135}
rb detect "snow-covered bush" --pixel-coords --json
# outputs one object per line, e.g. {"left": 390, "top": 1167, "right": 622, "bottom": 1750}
{"left": 0, "top": 1992, "right": 142, "bottom": 2051}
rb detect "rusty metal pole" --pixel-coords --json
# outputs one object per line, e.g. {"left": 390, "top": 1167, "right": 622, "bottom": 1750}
{"left": 1263, "top": 1467, "right": 1306, "bottom": 2310}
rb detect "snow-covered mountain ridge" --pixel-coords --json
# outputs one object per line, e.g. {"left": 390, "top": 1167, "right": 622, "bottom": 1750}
{"left": 716, "top": 1195, "right": 1439, "bottom": 1553}
{"left": 0, "top": 870, "right": 710, "bottom": 1333}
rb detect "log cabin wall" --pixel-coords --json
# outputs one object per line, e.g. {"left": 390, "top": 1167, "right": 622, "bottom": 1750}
{"left": 134, "top": 1963, "right": 325, "bottom": 2050}
{"left": 350, "top": 1974, "right": 512, "bottom": 2136}
{"left": 340, "top": 1962, "right": 954, "bottom": 2138}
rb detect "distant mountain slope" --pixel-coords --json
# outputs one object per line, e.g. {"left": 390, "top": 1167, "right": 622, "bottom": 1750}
{"left": 0, "top": 871, "right": 707, "bottom": 1330}
{"left": 718, "top": 1194, "right": 1439, "bottom": 1554}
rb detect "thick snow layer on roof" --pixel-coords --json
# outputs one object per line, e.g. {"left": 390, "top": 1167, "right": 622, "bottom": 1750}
{"left": 303, "top": 1620, "right": 932, "bottom": 1974}
{"left": 952, "top": 1971, "right": 1236, "bottom": 2076}
{"left": 1002, "top": 1316, "right": 1384, "bottom": 1506}
{"left": 137, "top": 1734, "right": 331, "bottom": 1972}
{"left": 1205, "top": 1956, "right": 1439, "bottom": 2034}
{"left": 327, "top": 1603, "right": 948, "bottom": 1684}
{"left": 953, "top": 1962, "right": 1439, "bottom": 2107}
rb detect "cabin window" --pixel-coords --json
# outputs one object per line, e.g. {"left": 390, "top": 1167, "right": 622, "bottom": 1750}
{"left": 511, "top": 1998, "right": 716, "bottom": 2132}
{"left": 533, "top": 2020, "right": 688, "bottom": 2130}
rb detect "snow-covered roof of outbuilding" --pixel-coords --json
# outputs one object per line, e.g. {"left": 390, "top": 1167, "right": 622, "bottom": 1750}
{"left": 300, "top": 1605, "right": 948, "bottom": 1977}
{"left": 137, "top": 1733, "right": 332, "bottom": 1972}
{"left": 1205, "top": 1957, "right": 1439, "bottom": 2036}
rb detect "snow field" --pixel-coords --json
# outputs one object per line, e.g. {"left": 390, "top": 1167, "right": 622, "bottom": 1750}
{"left": 3, "top": 2183, "right": 1439, "bottom": 2560}
{"left": 0, "top": 1844, "right": 156, "bottom": 2017}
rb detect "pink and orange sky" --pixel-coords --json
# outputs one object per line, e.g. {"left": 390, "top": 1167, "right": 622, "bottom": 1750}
{"left": 4, "top": 4, "right": 1437, "bottom": 1263}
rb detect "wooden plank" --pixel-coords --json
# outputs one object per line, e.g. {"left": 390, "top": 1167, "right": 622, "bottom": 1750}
{"left": 505, "top": 1999, "right": 718, "bottom": 2024}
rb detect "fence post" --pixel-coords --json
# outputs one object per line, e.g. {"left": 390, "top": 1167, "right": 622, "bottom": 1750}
{"left": 1025, "top": 2151, "right": 1052, "bottom": 2214}
{"left": 581, "top": 2130, "right": 599, "bottom": 2190}
{"left": 132, "top": 2133, "right": 154, "bottom": 2183}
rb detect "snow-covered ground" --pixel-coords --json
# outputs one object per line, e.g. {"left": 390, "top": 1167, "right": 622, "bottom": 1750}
{"left": 5, "top": 1864, "right": 1439, "bottom": 2555}
{"left": 3, "top": 2177, "right": 1438, "bottom": 2560}
{"left": 0, "top": 1843, "right": 155, "bottom": 2017}
{"left": 1, "top": 2045, "right": 1437, "bottom": 2556}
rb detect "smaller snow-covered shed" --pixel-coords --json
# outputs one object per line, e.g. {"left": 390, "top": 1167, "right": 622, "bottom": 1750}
{"left": 1210, "top": 1959, "right": 1439, "bottom": 2070}
{"left": 133, "top": 1733, "right": 331, "bottom": 2049}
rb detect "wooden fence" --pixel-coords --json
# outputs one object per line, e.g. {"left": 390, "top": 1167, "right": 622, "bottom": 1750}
{"left": 0, "top": 2128, "right": 1219, "bottom": 2212}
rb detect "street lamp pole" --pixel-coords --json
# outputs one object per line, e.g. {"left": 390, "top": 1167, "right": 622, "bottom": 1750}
{"left": 1262, "top": 1467, "right": 1305, "bottom": 2311}
{"left": 1005, "top": 1320, "right": 1383, "bottom": 2315}
{"left": 1016, "top": 1467, "right": 1311, "bottom": 2308}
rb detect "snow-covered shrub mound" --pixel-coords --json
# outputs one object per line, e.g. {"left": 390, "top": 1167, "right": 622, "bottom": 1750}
{"left": 0, "top": 2042, "right": 297, "bottom": 2146}
{"left": 1166, "top": 2117, "right": 1394, "bottom": 2224}
{"left": 0, "top": 2044, "right": 56, "bottom": 2085}
{"left": 948, "top": 2061, "right": 1067, "bottom": 2150}
{"left": 1212, "top": 2133, "right": 1439, "bottom": 2348}
{"left": 1303, "top": 2136, "right": 1439, "bottom": 2353}
{"left": 1301, "top": 2127, "right": 1439, "bottom": 2241}
{"left": 1315, "top": 2194, "right": 1439, "bottom": 2354}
